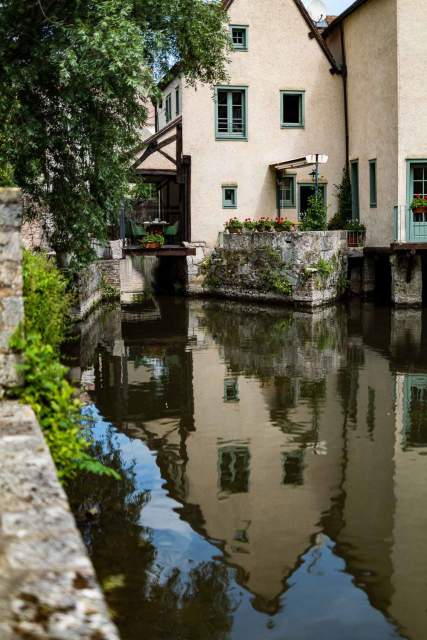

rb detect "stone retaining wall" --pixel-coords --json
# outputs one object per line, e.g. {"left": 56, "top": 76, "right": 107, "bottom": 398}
{"left": 195, "top": 231, "right": 348, "bottom": 308}
{"left": 0, "top": 189, "right": 119, "bottom": 639}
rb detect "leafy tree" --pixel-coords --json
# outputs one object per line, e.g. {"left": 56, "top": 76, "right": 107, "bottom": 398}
{"left": 0, "top": 0, "right": 230, "bottom": 267}
{"left": 328, "top": 167, "right": 352, "bottom": 229}
{"left": 300, "top": 194, "right": 327, "bottom": 231}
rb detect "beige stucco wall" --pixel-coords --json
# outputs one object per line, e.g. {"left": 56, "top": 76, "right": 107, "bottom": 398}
{"left": 157, "top": 76, "right": 182, "bottom": 132}
{"left": 342, "top": 0, "right": 398, "bottom": 247}
{"left": 396, "top": 0, "right": 427, "bottom": 207}
{"left": 178, "top": 0, "right": 345, "bottom": 247}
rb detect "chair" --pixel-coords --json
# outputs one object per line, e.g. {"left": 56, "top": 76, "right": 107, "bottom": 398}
{"left": 130, "top": 220, "right": 147, "bottom": 242}
{"left": 164, "top": 220, "right": 179, "bottom": 244}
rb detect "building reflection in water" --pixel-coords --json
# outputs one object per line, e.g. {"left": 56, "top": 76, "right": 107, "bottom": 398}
{"left": 69, "top": 298, "right": 427, "bottom": 640}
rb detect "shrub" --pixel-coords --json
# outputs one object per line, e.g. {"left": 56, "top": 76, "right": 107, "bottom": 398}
{"left": 12, "top": 250, "right": 118, "bottom": 481}
{"left": 22, "top": 250, "right": 72, "bottom": 352}
{"left": 243, "top": 218, "right": 257, "bottom": 231}
{"left": 344, "top": 220, "right": 366, "bottom": 232}
{"left": 331, "top": 167, "right": 352, "bottom": 228}
{"left": 300, "top": 195, "right": 327, "bottom": 231}
{"left": 141, "top": 233, "right": 164, "bottom": 246}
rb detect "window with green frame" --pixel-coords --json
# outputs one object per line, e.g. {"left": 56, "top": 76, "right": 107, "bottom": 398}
{"left": 175, "top": 86, "right": 180, "bottom": 116}
{"left": 165, "top": 93, "right": 172, "bottom": 123}
{"left": 222, "top": 186, "right": 237, "bottom": 209}
{"left": 369, "top": 160, "right": 377, "bottom": 208}
{"left": 230, "top": 25, "right": 248, "bottom": 50}
{"left": 351, "top": 160, "right": 360, "bottom": 220}
{"left": 281, "top": 91, "right": 305, "bottom": 128}
{"left": 215, "top": 87, "right": 247, "bottom": 140}
{"left": 277, "top": 176, "right": 296, "bottom": 208}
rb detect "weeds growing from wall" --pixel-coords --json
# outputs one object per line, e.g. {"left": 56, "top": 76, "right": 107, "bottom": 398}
{"left": 12, "top": 250, "right": 119, "bottom": 481}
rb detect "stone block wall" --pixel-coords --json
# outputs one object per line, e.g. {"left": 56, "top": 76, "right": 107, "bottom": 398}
{"left": 196, "top": 231, "right": 348, "bottom": 308}
{"left": 0, "top": 189, "right": 24, "bottom": 398}
{"left": 0, "top": 189, "right": 119, "bottom": 639}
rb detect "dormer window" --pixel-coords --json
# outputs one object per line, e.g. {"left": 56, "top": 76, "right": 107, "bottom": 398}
{"left": 230, "top": 25, "right": 248, "bottom": 51}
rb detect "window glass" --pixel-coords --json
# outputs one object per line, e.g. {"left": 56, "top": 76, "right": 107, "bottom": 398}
{"left": 223, "top": 187, "right": 237, "bottom": 209}
{"left": 230, "top": 26, "right": 248, "bottom": 50}
{"left": 216, "top": 88, "right": 247, "bottom": 139}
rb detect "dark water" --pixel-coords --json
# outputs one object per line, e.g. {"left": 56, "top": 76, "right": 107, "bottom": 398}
{"left": 67, "top": 298, "right": 427, "bottom": 640}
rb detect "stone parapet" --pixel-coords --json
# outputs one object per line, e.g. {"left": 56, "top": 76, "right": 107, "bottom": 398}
{"left": 0, "top": 189, "right": 24, "bottom": 397}
{"left": 0, "top": 402, "right": 119, "bottom": 640}
{"left": 196, "top": 231, "right": 348, "bottom": 308}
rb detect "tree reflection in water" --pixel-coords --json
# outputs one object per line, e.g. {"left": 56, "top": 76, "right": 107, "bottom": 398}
{"left": 68, "top": 415, "right": 236, "bottom": 640}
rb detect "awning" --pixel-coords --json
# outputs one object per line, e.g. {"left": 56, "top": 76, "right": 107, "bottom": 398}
{"left": 270, "top": 156, "right": 317, "bottom": 171}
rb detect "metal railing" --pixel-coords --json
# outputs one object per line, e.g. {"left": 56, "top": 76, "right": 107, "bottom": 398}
{"left": 347, "top": 230, "right": 366, "bottom": 248}
{"left": 393, "top": 205, "right": 427, "bottom": 243}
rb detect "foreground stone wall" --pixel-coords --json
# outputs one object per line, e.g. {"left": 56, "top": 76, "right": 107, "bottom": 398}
{"left": 0, "top": 189, "right": 24, "bottom": 398}
{"left": 194, "top": 231, "right": 348, "bottom": 308}
{"left": 0, "top": 190, "right": 119, "bottom": 639}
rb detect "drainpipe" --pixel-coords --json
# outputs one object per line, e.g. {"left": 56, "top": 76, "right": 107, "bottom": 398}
{"left": 340, "top": 24, "right": 350, "bottom": 169}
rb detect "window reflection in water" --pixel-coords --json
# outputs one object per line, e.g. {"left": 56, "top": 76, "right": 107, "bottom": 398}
{"left": 282, "top": 450, "right": 304, "bottom": 486}
{"left": 218, "top": 446, "right": 250, "bottom": 494}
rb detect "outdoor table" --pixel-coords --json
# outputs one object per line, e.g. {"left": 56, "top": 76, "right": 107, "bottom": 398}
{"left": 143, "top": 220, "right": 168, "bottom": 235}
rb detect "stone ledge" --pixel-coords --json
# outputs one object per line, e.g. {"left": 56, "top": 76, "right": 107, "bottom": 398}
{"left": 0, "top": 402, "right": 119, "bottom": 639}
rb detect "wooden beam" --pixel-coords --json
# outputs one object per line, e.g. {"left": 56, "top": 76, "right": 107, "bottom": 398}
{"left": 158, "top": 149, "right": 177, "bottom": 166}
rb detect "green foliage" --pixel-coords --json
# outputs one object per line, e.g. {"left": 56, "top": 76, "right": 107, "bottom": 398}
{"left": 22, "top": 250, "right": 72, "bottom": 353}
{"left": 274, "top": 217, "right": 293, "bottom": 231}
{"left": 300, "top": 195, "right": 327, "bottom": 231}
{"left": 101, "top": 278, "right": 120, "bottom": 302}
{"left": 224, "top": 217, "right": 243, "bottom": 233}
{"left": 0, "top": 161, "right": 14, "bottom": 187}
{"left": 266, "top": 274, "right": 293, "bottom": 296}
{"left": 0, "top": 0, "right": 229, "bottom": 268}
{"left": 12, "top": 249, "right": 118, "bottom": 481}
{"left": 329, "top": 167, "right": 352, "bottom": 229}
{"left": 11, "top": 332, "right": 119, "bottom": 481}
{"left": 344, "top": 220, "right": 366, "bottom": 232}
{"left": 141, "top": 233, "right": 165, "bottom": 245}
{"left": 255, "top": 217, "right": 275, "bottom": 232}
{"left": 312, "top": 258, "right": 335, "bottom": 278}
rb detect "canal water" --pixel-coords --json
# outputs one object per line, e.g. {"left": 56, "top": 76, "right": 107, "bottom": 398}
{"left": 67, "top": 297, "right": 427, "bottom": 640}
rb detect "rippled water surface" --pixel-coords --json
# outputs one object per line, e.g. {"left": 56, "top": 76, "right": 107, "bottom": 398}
{"left": 67, "top": 298, "right": 427, "bottom": 640}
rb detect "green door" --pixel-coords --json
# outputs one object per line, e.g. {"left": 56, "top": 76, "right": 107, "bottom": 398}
{"left": 409, "top": 164, "right": 427, "bottom": 242}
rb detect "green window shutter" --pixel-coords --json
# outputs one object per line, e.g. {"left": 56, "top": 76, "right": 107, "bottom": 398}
{"left": 369, "top": 160, "right": 377, "bottom": 208}
{"left": 175, "top": 87, "right": 180, "bottom": 116}
{"left": 165, "top": 94, "right": 172, "bottom": 123}
{"left": 215, "top": 87, "right": 248, "bottom": 140}
{"left": 351, "top": 160, "right": 360, "bottom": 220}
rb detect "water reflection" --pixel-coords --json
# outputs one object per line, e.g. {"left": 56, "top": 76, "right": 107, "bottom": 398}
{"left": 67, "top": 299, "right": 427, "bottom": 640}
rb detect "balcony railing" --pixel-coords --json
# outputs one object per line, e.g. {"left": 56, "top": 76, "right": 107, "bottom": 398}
{"left": 393, "top": 205, "right": 427, "bottom": 244}
{"left": 347, "top": 230, "right": 366, "bottom": 249}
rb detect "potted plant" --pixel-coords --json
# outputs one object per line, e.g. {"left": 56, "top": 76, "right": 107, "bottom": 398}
{"left": 411, "top": 195, "right": 427, "bottom": 214}
{"left": 243, "top": 218, "right": 256, "bottom": 232}
{"left": 274, "top": 217, "right": 293, "bottom": 232}
{"left": 225, "top": 217, "right": 243, "bottom": 233}
{"left": 255, "top": 217, "right": 275, "bottom": 232}
{"left": 140, "top": 233, "right": 165, "bottom": 249}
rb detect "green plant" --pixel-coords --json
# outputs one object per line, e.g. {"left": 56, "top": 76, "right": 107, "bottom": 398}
{"left": 327, "top": 212, "right": 345, "bottom": 230}
{"left": 11, "top": 331, "right": 119, "bottom": 482}
{"left": 268, "top": 275, "right": 293, "bottom": 296}
{"left": 225, "top": 217, "right": 243, "bottom": 233}
{"left": 274, "top": 217, "right": 293, "bottom": 232}
{"left": 313, "top": 258, "right": 335, "bottom": 277}
{"left": 255, "top": 217, "right": 275, "bottom": 232}
{"left": 344, "top": 220, "right": 366, "bottom": 232}
{"left": 332, "top": 167, "right": 352, "bottom": 228}
{"left": 101, "top": 277, "right": 119, "bottom": 302}
{"left": 299, "top": 195, "right": 327, "bottom": 231}
{"left": 141, "top": 233, "right": 165, "bottom": 246}
{"left": 243, "top": 218, "right": 257, "bottom": 231}
{"left": 22, "top": 249, "right": 72, "bottom": 353}
{"left": 411, "top": 195, "right": 427, "bottom": 210}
